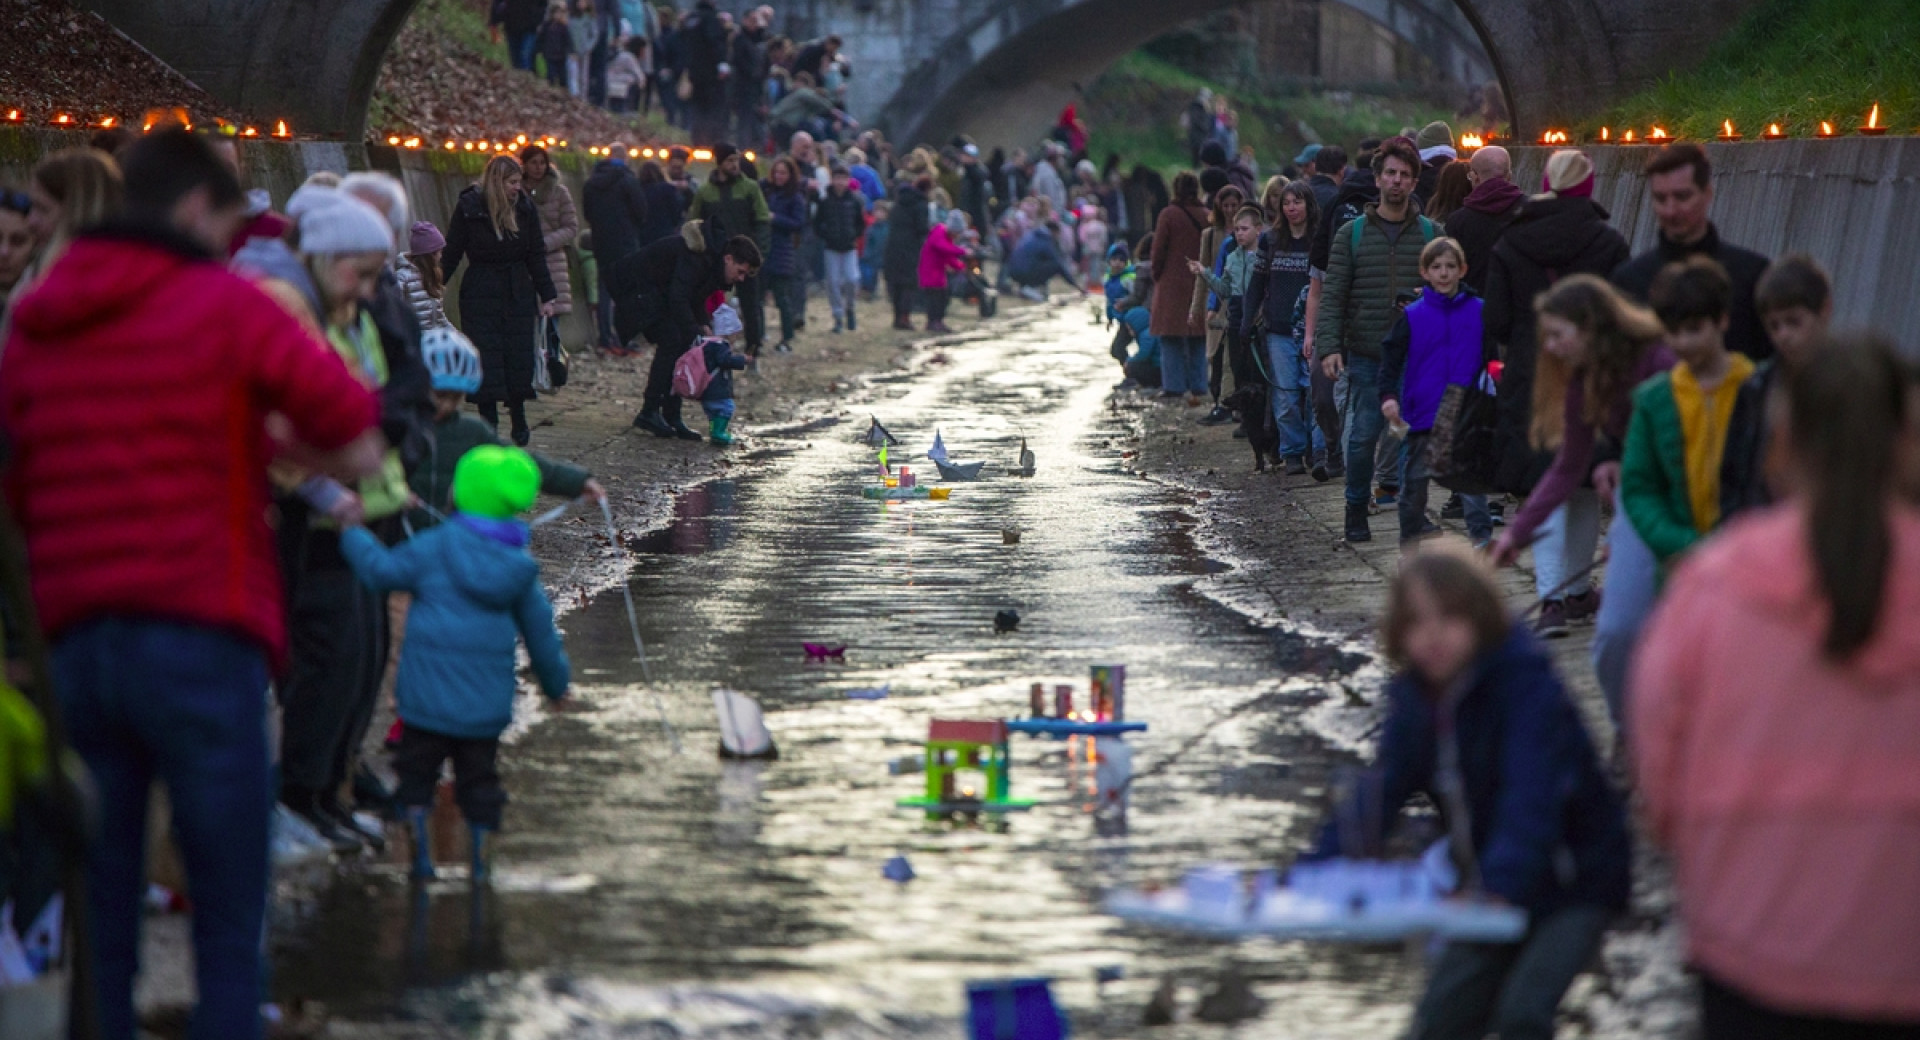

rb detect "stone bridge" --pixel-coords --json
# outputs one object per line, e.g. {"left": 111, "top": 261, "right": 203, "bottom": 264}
{"left": 81, "top": 0, "right": 1761, "bottom": 148}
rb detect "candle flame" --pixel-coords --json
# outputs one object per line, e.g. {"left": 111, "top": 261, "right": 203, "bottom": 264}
{"left": 53, "top": 113, "right": 70, "bottom": 125}
{"left": 1539, "top": 129, "right": 1569, "bottom": 145}
{"left": 1599, "top": 127, "right": 1610, "bottom": 141}
{"left": 1723, "top": 119, "right": 1736, "bottom": 136}
{"left": 272, "top": 120, "right": 290, "bottom": 138}
{"left": 386, "top": 134, "right": 400, "bottom": 146}
{"left": 1650, "top": 126, "right": 1670, "bottom": 140}
{"left": 1623, "top": 129, "right": 1637, "bottom": 143}
{"left": 1766, "top": 123, "right": 1783, "bottom": 137}
{"left": 515, "top": 133, "right": 528, "bottom": 144}
{"left": 1868, "top": 103, "right": 1880, "bottom": 129}
{"left": 1459, "top": 132, "right": 1484, "bottom": 149}
{"left": 404, "top": 137, "right": 421, "bottom": 149}
{"left": 98, "top": 116, "right": 116, "bottom": 128}
{"left": 444, "top": 140, "right": 456, "bottom": 150}
{"left": 628, "top": 146, "right": 640, "bottom": 158}
{"left": 1820, "top": 121, "right": 1835, "bottom": 136}
{"left": 242, "top": 126, "right": 258, "bottom": 137}
{"left": 692, "top": 148, "right": 714, "bottom": 162}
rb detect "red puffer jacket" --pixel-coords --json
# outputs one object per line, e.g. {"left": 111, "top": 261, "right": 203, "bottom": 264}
{"left": 0, "top": 225, "right": 377, "bottom": 665}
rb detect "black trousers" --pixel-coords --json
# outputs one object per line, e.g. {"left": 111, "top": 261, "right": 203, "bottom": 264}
{"left": 736, "top": 269, "right": 766, "bottom": 352}
{"left": 924, "top": 288, "right": 950, "bottom": 324}
{"left": 393, "top": 725, "right": 506, "bottom": 829}
{"left": 280, "top": 544, "right": 390, "bottom": 807}
{"left": 888, "top": 278, "right": 916, "bottom": 325}
{"left": 640, "top": 333, "right": 691, "bottom": 423}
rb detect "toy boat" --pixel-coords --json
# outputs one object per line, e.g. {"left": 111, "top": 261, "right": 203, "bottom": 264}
{"left": 1006, "top": 718, "right": 1147, "bottom": 738}
{"left": 861, "top": 485, "right": 952, "bottom": 500}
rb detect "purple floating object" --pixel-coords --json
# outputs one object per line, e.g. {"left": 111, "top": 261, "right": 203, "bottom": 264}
{"left": 803, "top": 643, "right": 848, "bottom": 660}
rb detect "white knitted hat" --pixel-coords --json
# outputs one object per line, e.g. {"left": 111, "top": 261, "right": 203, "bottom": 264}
{"left": 298, "top": 190, "right": 397, "bottom": 255}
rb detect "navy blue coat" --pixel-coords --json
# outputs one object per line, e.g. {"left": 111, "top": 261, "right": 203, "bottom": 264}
{"left": 764, "top": 185, "right": 808, "bottom": 277}
{"left": 1310, "top": 629, "right": 1631, "bottom": 914}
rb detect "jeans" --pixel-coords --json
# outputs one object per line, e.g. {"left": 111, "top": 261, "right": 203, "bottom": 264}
{"left": 1401, "top": 431, "right": 1492, "bottom": 542}
{"left": 1592, "top": 490, "right": 1660, "bottom": 728}
{"left": 766, "top": 271, "right": 802, "bottom": 342}
{"left": 1408, "top": 903, "right": 1611, "bottom": 1040}
{"left": 1159, "top": 335, "right": 1208, "bottom": 395}
{"left": 507, "top": 30, "right": 539, "bottom": 70}
{"left": 54, "top": 619, "right": 272, "bottom": 1040}
{"left": 1532, "top": 489, "right": 1600, "bottom": 600}
{"left": 1342, "top": 355, "right": 1387, "bottom": 507}
{"left": 702, "top": 397, "right": 736, "bottom": 421}
{"left": 1267, "top": 333, "right": 1323, "bottom": 461}
{"left": 824, "top": 249, "right": 860, "bottom": 320}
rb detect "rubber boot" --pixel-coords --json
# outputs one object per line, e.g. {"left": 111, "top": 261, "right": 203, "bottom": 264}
{"left": 632, "top": 408, "right": 674, "bottom": 438}
{"left": 709, "top": 415, "right": 734, "bottom": 445}
{"left": 406, "top": 807, "right": 434, "bottom": 881}
{"left": 469, "top": 824, "right": 496, "bottom": 885}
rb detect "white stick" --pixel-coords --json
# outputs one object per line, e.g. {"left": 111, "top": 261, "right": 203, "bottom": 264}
{"left": 601, "top": 498, "right": 680, "bottom": 753}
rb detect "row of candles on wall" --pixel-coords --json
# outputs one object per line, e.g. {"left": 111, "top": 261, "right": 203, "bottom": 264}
{"left": 376, "top": 132, "right": 716, "bottom": 162}
{"left": 2, "top": 108, "right": 292, "bottom": 138}
{"left": 1515, "top": 103, "right": 1899, "bottom": 148}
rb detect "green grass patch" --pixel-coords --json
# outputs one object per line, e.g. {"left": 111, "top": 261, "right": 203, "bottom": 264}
{"left": 1083, "top": 52, "right": 1457, "bottom": 177}
{"left": 1589, "top": 0, "right": 1920, "bottom": 138}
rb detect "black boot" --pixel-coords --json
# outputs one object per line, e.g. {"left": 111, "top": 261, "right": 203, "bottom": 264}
{"left": 509, "top": 403, "right": 530, "bottom": 447}
{"left": 632, "top": 399, "right": 674, "bottom": 437}
{"left": 663, "top": 400, "right": 703, "bottom": 441}
{"left": 845, "top": 305, "right": 856, "bottom": 331}
{"left": 1344, "top": 502, "right": 1372, "bottom": 543}
{"left": 476, "top": 400, "right": 499, "bottom": 430}
{"left": 283, "top": 788, "right": 365, "bottom": 855}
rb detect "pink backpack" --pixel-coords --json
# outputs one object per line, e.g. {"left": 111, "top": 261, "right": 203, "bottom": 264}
{"left": 672, "top": 340, "right": 716, "bottom": 398}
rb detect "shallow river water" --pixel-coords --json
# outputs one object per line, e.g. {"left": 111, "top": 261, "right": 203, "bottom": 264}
{"left": 275, "top": 310, "right": 1423, "bottom": 1038}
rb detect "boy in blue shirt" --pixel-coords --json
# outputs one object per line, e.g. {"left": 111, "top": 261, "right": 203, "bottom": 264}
{"left": 343, "top": 445, "right": 571, "bottom": 883}
{"left": 1102, "top": 242, "right": 1135, "bottom": 323}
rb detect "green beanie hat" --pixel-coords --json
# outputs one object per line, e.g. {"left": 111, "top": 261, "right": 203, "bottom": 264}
{"left": 452, "top": 445, "right": 540, "bottom": 519}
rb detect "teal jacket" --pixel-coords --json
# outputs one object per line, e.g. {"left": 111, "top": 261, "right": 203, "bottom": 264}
{"left": 343, "top": 518, "right": 569, "bottom": 739}
{"left": 409, "top": 413, "right": 590, "bottom": 528}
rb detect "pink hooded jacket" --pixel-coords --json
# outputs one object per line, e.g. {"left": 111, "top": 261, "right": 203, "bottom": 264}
{"left": 1632, "top": 504, "right": 1920, "bottom": 1019}
{"left": 918, "top": 224, "right": 968, "bottom": 291}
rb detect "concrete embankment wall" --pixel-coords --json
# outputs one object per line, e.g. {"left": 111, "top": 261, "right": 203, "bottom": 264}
{"left": 1510, "top": 139, "right": 1920, "bottom": 353}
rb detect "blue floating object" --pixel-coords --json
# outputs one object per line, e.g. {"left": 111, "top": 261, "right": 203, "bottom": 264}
{"left": 883, "top": 855, "right": 916, "bottom": 883}
{"left": 1006, "top": 718, "right": 1147, "bottom": 739}
{"left": 966, "top": 977, "right": 1067, "bottom": 1040}
{"left": 1094, "top": 965, "right": 1125, "bottom": 985}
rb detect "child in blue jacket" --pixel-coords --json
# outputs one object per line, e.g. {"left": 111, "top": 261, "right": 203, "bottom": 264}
{"left": 1380, "top": 237, "right": 1492, "bottom": 547}
{"left": 343, "top": 445, "right": 571, "bottom": 883}
{"left": 1102, "top": 242, "right": 1135, "bottom": 323}
{"left": 699, "top": 303, "right": 752, "bottom": 445}
{"left": 1302, "top": 544, "right": 1629, "bottom": 1040}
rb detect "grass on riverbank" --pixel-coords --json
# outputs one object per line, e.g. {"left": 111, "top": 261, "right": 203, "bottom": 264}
{"left": 1588, "top": 0, "right": 1920, "bottom": 138}
{"left": 1082, "top": 52, "right": 1457, "bottom": 175}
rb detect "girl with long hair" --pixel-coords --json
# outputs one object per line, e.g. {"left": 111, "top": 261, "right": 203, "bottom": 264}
{"left": 1189, "top": 182, "right": 1244, "bottom": 422}
{"left": 1490, "top": 275, "right": 1673, "bottom": 637}
{"left": 762, "top": 155, "right": 808, "bottom": 351}
{"left": 1246, "top": 178, "right": 1327, "bottom": 475}
{"left": 441, "top": 154, "right": 557, "bottom": 445}
{"left": 8, "top": 147, "right": 123, "bottom": 313}
{"left": 1634, "top": 333, "right": 1920, "bottom": 1037}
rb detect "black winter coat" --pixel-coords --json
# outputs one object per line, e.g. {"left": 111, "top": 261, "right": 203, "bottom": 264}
{"left": 366, "top": 268, "right": 436, "bottom": 473}
{"left": 581, "top": 161, "right": 649, "bottom": 265}
{"left": 679, "top": 2, "right": 728, "bottom": 101}
{"left": 609, "top": 223, "right": 730, "bottom": 352}
{"left": 1444, "top": 188, "right": 1525, "bottom": 296}
{"left": 1611, "top": 223, "right": 1773, "bottom": 361}
{"left": 442, "top": 186, "right": 556, "bottom": 404}
{"left": 1483, "top": 195, "right": 1631, "bottom": 494}
{"left": 1310, "top": 169, "right": 1378, "bottom": 273}
{"left": 884, "top": 184, "right": 929, "bottom": 286}
{"left": 638, "top": 181, "right": 684, "bottom": 248}
{"left": 814, "top": 187, "right": 866, "bottom": 252}
{"left": 730, "top": 27, "right": 770, "bottom": 112}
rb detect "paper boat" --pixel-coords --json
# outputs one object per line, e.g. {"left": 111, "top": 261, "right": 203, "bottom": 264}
{"left": 712, "top": 688, "right": 777, "bottom": 759}
{"left": 1012, "top": 438, "right": 1036, "bottom": 477}
{"left": 865, "top": 416, "right": 900, "bottom": 448}
{"left": 802, "top": 643, "right": 847, "bottom": 659}
{"left": 934, "top": 459, "right": 986, "bottom": 481}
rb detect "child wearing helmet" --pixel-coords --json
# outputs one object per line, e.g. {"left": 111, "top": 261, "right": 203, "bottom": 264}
{"left": 340, "top": 445, "right": 573, "bottom": 883}
{"left": 414, "top": 327, "right": 602, "bottom": 527}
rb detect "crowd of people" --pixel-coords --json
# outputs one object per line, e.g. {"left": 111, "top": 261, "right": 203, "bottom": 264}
{"left": 0, "top": 49, "right": 1914, "bottom": 1040}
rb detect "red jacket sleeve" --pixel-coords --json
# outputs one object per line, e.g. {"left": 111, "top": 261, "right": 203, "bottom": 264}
{"left": 239, "top": 279, "right": 378, "bottom": 450}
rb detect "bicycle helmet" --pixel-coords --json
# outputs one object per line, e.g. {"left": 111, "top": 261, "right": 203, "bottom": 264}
{"left": 422, "top": 326, "right": 483, "bottom": 394}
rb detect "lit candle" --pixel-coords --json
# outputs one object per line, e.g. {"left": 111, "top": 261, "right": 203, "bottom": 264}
{"left": 242, "top": 126, "right": 259, "bottom": 137}
{"left": 386, "top": 134, "right": 401, "bottom": 146}
{"left": 1622, "top": 129, "right": 1637, "bottom": 143}
{"left": 1761, "top": 123, "right": 1785, "bottom": 140}
{"left": 52, "top": 113, "right": 71, "bottom": 126}
{"left": 1595, "top": 127, "right": 1611, "bottom": 144}
{"left": 404, "top": 137, "right": 421, "bottom": 149}
{"left": 1858, "top": 102, "right": 1887, "bottom": 136}
{"left": 1817, "top": 121, "right": 1837, "bottom": 138}
{"left": 1717, "top": 119, "right": 1741, "bottom": 141}
{"left": 272, "top": 120, "right": 290, "bottom": 138}
{"left": 1649, "top": 126, "right": 1670, "bottom": 141}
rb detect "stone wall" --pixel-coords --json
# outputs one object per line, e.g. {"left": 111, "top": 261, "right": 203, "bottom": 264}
{"left": 1510, "top": 139, "right": 1920, "bottom": 354}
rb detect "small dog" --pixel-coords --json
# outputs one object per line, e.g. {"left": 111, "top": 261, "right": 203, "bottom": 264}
{"left": 1221, "top": 384, "right": 1282, "bottom": 472}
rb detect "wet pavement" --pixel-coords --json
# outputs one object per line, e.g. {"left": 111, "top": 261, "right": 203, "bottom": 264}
{"left": 275, "top": 309, "right": 1427, "bottom": 1038}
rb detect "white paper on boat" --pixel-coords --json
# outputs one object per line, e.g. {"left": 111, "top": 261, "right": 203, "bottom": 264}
{"left": 712, "top": 688, "right": 775, "bottom": 758}
{"left": 1104, "top": 858, "right": 1526, "bottom": 942}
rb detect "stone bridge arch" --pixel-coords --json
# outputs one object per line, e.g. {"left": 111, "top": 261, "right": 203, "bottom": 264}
{"left": 78, "top": 0, "right": 1764, "bottom": 148}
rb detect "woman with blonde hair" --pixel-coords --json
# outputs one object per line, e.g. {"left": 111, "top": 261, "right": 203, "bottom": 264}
{"left": 9, "top": 147, "right": 123, "bottom": 310}
{"left": 1490, "top": 275, "right": 1673, "bottom": 639}
{"left": 441, "top": 154, "right": 557, "bottom": 445}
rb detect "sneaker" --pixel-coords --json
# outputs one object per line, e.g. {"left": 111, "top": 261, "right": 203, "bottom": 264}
{"left": 1112, "top": 377, "right": 1140, "bottom": 391}
{"left": 1440, "top": 496, "right": 1465, "bottom": 520}
{"left": 1565, "top": 588, "right": 1602, "bottom": 624}
{"left": 1343, "top": 502, "right": 1371, "bottom": 543}
{"left": 1535, "top": 599, "right": 1570, "bottom": 639}
{"left": 1373, "top": 487, "right": 1398, "bottom": 508}
{"left": 774, "top": 341, "right": 794, "bottom": 354}
{"left": 1197, "top": 405, "right": 1234, "bottom": 426}
{"left": 1285, "top": 456, "right": 1307, "bottom": 476}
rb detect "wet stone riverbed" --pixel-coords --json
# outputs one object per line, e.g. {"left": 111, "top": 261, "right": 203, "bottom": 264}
{"left": 273, "top": 310, "right": 1424, "bottom": 1038}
